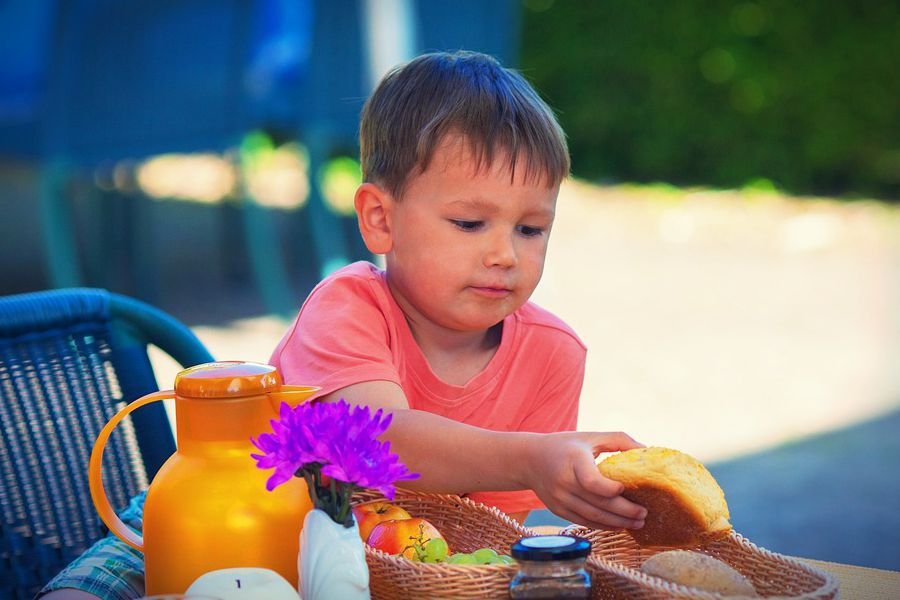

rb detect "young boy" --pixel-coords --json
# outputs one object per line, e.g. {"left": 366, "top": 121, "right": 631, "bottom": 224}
{"left": 271, "top": 50, "right": 647, "bottom": 529}
{"left": 39, "top": 51, "right": 645, "bottom": 600}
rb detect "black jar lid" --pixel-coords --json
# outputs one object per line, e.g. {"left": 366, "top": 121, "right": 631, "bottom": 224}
{"left": 511, "top": 535, "right": 592, "bottom": 561}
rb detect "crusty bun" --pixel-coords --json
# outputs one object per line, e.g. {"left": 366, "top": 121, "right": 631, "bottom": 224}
{"left": 641, "top": 550, "right": 757, "bottom": 596}
{"left": 598, "top": 447, "right": 732, "bottom": 546}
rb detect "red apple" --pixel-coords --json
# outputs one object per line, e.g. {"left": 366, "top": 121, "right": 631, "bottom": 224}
{"left": 366, "top": 517, "right": 445, "bottom": 560}
{"left": 352, "top": 501, "right": 412, "bottom": 543}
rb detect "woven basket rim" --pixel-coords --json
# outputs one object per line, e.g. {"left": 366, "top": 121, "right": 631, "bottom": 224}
{"left": 352, "top": 488, "right": 533, "bottom": 532}
{"left": 353, "top": 490, "right": 531, "bottom": 599}
{"left": 353, "top": 488, "right": 532, "bottom": 567}
{"left": 563, "top": 524, "right": 840, "bottom": 599}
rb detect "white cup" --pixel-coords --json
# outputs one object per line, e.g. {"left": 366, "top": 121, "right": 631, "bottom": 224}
{"left": 186, "top": 567, "right": 299, "bottom": 600}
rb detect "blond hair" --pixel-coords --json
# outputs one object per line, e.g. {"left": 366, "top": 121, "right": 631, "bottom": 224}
{"left": 360, "top": 51, "right": 569, "bottom": 199}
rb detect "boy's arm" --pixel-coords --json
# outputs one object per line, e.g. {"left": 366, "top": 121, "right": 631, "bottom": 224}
{"left": 323, "top": 380, "right": 647, "bottom": 530}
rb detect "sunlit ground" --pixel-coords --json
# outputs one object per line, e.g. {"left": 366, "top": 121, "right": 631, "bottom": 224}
{"left": 151, "top": 178, "right": 900, "bottom": 468}
{"left": 537, "top": 181, "right": 899, "bottom": 463}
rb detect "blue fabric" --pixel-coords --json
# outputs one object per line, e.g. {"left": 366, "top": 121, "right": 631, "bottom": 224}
{"left": 36, "top": 493, "right": 147, "bottom": 600}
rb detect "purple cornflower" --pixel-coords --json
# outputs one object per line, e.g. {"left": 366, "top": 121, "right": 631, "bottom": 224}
{"left": 251, "top": 399, "right": 418, "bottom": 526}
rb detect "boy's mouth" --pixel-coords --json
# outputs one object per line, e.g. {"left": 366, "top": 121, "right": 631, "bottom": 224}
{"left": 469, "top": 286, "right": 513, "bottom": 298}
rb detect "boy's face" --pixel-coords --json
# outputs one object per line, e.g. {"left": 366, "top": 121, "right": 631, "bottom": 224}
{"left": 383, "top": 135, "right": 559, "bottom": 334}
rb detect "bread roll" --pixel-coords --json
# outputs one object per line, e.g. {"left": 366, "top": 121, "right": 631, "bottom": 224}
{"left": 641, "top": 550, "right": 757, "bottom": 596}
{"left": 598, "top": 447, "right": 732, "bottom": 546}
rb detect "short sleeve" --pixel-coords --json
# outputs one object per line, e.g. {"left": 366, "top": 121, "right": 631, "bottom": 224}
{"left": 37, "top": 492, "right": 147, "bottom": 600}
{"left": 271, "top": 266, "right": 403, "bottom": 396}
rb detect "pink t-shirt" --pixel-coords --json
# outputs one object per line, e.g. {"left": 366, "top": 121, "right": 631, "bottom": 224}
{"left": 271, "top": 261, "right": 587, "bottom": 514}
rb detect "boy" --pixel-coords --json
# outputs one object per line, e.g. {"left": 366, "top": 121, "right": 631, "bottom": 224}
{"left": 271, "top": 50, "right": 647, "bottom": 529}
{"left": 40, "top": 51, "right": 644, "bottom": 600}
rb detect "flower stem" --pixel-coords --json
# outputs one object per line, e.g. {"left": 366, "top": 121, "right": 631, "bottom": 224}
{"left": 334, "top": 485, "right": 357, "bottom": 528}
{"left": 303, "top": 470, "right": 319, "bottom": 509}
{"left": 329, "top": 476, "right": 338, "bottom": 517}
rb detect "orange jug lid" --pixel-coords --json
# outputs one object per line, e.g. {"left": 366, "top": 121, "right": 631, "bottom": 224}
{"left": 174, "top": 361, "right": 283, "bottom": 398}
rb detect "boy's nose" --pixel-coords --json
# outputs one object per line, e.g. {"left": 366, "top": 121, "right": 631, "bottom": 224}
{"left": 483, "top": 232, "right": 518, "bottom": 268}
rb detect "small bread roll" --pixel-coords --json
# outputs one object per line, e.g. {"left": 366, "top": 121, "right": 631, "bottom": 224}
{"left": 641, "top": 550, "right": 758, "bottom": 596}
{"left": 598, "top": 447, "right": 732, "bottom": 546}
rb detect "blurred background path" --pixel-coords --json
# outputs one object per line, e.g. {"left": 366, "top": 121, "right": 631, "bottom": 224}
{"left": 149, "top": 179, "right": 900, "bottom": 570}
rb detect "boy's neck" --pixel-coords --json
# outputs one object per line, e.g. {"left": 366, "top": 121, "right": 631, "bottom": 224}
{"left": 403, "top": 309, "right": 503, "bottom": 386}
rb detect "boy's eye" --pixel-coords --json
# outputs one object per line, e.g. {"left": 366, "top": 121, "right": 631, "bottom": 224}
{"left": 518, "top": 225, "right": 545, "bottom": 237}
{"left": 450, "top": 219, "right": 483, "bottom": 231}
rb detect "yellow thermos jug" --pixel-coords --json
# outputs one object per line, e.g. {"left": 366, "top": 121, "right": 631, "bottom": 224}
{"left": 89, "top": 361, "right": 318, "bottom": 595}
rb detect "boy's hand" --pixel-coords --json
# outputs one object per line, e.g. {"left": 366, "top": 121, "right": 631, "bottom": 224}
{"left": 524, "top": 431, "right": 648, "bottom": 530}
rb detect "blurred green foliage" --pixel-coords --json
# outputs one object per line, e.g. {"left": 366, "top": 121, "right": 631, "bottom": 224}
{"left": 520, "top": 1, "right": 900, "bottom": 200}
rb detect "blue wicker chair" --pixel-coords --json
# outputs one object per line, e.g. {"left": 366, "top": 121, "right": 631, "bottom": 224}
{"left": 0, "top": 288, "right": 214, "bottom": 599}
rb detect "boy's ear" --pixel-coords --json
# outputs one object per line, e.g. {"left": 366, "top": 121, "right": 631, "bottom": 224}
{"left": 354, "top": 182, "right": 393, "bottom": 254}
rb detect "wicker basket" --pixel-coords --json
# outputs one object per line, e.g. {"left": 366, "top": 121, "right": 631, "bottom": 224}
{"left": 562, "top": 525, "right": 839, "bottom": 599}
{"left": 352, "top": 490, "right": 530, "bottom": 599}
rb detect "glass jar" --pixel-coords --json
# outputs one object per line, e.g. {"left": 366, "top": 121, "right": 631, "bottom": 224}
{"left": 509, "top": 535, "right": 592, "bottom": 599}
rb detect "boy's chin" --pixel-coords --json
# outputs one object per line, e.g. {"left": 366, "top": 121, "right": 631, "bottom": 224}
{"left": 448, "top": 312, "right": 513, "bottom": 334}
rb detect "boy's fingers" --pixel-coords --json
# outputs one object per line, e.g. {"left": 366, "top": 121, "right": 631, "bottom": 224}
{"left": 556, "top": 508, "right": 640, "bottom": 531}
{"left": 574, "top": 454, "right": 624, "bottom": 497}
{"left": 593, "top": 493, "right": 647, "bottom": 521}
{"left": 573, "top": 459, "right": 647, "bottom": 521}
{"left": 576, "top": 490, "right": 647, "bottom": 522}
{"left": 582, "top": 510, "right": 644, "bottom": 531}
{"left": 555, "top": 492, "right": 646, "bottom": 530}
{"left": 591, "top": 431, "right": 644, "bottom": 454}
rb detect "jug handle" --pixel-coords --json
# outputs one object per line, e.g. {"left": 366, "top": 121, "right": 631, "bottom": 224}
{"left": 89, "top": 390, "right": 174, "bottom": 551}
{"left": 267, "top": 384, "right": 321, "bottom": 412}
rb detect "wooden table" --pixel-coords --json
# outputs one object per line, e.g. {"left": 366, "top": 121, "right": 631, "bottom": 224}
{"left": 530, "top": 526, "right": 900, "bottom": 598}
{"left": 802, "top": 558, "right": 900, "bottom": 600}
